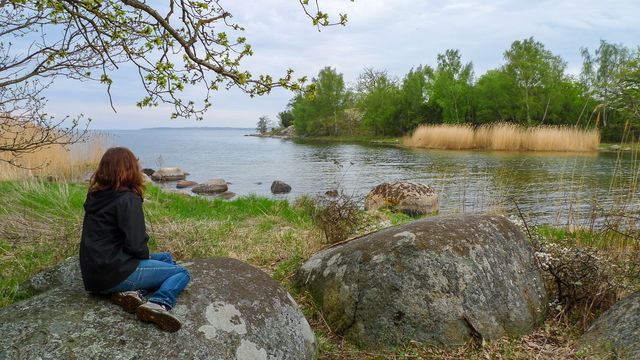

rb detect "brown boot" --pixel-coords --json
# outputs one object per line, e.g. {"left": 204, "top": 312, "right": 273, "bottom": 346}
{"left": 110, "top": 291, "right": 145, "bottom": 314}
{"left": 135, "top": 302, "right": 182, "bottom": 332}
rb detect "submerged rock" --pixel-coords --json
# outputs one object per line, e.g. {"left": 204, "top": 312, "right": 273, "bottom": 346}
{"left": 294, "top": 214, "right": 546, "bottom": 349}
{"left": 218, "top": 191, "right": 236, "bottom": 200}
{"left": 364, "top": 182, "right": 439, "bottom": 216}
{"left": 1, "top": 257, "right": 316, "bottom": 360}
{"left": 578, "top": 292, "right": 640, "bottom": 359}
{"left": 176, "top": 180, "right": 198, "bottom": 189}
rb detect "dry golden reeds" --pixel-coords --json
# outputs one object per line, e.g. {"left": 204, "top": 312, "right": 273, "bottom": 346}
{"left": 404, "top": 123, "right": 601, "bottom": 152}
{"left": 0, "top": 129, "right": 108, "bottom": 181}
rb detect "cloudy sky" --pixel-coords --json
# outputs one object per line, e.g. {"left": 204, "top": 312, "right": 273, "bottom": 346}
{"left": 44, "top": 0, "right": 640, "bottom": 129}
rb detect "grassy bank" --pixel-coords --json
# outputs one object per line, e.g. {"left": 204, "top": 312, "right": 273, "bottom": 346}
{"left": 0, "top": 181, "right": 325, "bottom": 307}
{"left": 1, "top": 181, "right": 638, "bottom": 359}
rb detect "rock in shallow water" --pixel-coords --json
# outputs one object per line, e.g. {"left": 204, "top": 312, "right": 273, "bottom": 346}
{"left": 271, "top": 181, "right": 292, "bottom": 194}
{"left": 294, "top": 213, "right": 546, "bottom": 349}
{"left": 192, "top": 179, "right": 228, "bottom": 194}
{"left": 151, "top": 167, "right": 188, "bottom": 181}
{"left": 1, "top": 257, "right": 316, "bottom": 360}
{"left": 364, "top": 181, "right": 439, "bottom": 216}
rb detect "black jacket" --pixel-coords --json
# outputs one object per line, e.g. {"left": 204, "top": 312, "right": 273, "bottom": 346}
{"left": 79, "top": 189, "right": 150, "bottom": 292}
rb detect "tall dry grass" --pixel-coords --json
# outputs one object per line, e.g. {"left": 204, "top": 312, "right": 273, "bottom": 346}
{"left": 0, "top": 129, "right": 109, "bottom": 181}
{"left": 404, "top": 123, "right": 600, "bottom": 152}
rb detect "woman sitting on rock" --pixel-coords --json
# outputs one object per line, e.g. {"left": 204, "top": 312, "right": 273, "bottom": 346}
{"left": 79, "top": 147, "right": 190, "bottom": 332}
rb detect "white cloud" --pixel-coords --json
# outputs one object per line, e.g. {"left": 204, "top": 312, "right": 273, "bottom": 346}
{"left": 38, "top": 0, "right": 640, "bottom": 129}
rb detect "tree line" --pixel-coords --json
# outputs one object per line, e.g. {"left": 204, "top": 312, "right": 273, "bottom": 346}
{"left": 279, "top": 38, "right": 640, "bottom": 142}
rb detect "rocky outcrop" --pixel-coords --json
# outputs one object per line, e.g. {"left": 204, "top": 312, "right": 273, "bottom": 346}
{"left": 294, "top": 214, "right": 546, "bottom": 349}
{"left": 192, "top": 179, "right": 228, "bottom": 194}
{"left": 1, "top": 257, "right": 316, "bottom": 360}
{"left": 271, "top": 181, "right": 292, "bottom": 194}
{"left": 151, "top": 167, "right": 188, "bottom": 181}
{"left": 248, "top": 126, "right": 296, "bottom": 140}
{"left": 578, "top": 292, "right": 640, "bottom": 359}
{"left": 364, "top": 182, "right": 439, "bottom": 216}
{"left": 176, "top": 180, "right": 198, "bottom": 189}
{"left": 142, "top": 168, "right": 156, "bottom": 177}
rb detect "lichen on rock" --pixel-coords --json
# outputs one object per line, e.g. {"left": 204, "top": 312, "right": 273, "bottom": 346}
{"left": 295, "top": 213, "right": 547, "bottom": 349}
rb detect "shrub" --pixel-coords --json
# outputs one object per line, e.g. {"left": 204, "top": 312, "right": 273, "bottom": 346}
{"left": 509, "top": 216, "right": 639, "bottom": 330}
{"left": 296, "top": 191, "right": 362, "bottom": 244}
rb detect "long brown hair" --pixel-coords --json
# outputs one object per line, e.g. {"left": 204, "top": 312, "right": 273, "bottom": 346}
{"left": 88, "top": 147, "right": 145, "bottom": 197}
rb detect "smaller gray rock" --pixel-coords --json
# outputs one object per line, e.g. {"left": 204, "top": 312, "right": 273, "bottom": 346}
{"left": 151, "top": 167, "right": 188, "bottom": 181}
{"left": 192, "top": 179, "right": 228, "bottom": 194}
{"left": 578, "top": 292, "right": 640, "bottom": 359}
{"left": 271, "top": 181, "right": 292, "bottom": 194}
{"left": 177, "top": 180, "right": 198, "bottom": 189}
{"left": 142, "top": 168, "right": 156, "bottom": 177}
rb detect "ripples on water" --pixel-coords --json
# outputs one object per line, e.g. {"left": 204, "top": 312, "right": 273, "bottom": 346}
{"left": 108, "top": 128, "right": 640, "bottom": 228}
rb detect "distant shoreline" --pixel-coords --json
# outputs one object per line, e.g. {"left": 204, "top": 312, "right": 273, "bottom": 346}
{"left": 92, "top": 127, "right": 254, "bottom": 131}
{"left": 139, "top": 127, "right": 253, "bottom": 130}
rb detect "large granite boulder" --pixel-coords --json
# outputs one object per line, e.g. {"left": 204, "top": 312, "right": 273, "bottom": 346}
{"left": 1, "top": 257, "right": 316, "bottom": 360}
{"left": 364, "top": 182, "right": 439, "bottom": 216}
{"left": 151, "top": 167, "right": 188, "bottom": 181}
{"left": 578, "top": 292, "right": 640, "bottom": 359}
{"left": 192, "top": 179, "right": 228, "bottom": 194}
{"left": 294, "top": 214, "right": 546, "bottom": 349}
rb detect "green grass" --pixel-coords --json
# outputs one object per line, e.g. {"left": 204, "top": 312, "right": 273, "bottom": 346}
{"left": 144, "top": 185, "right": 310, "bottom": 223}
{"left": 537, "top": 224, "right": 638, "bottom": 249}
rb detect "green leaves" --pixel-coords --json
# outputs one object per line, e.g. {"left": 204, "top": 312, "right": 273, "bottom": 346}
{"left": 4, "top": 0, "right": 354, "bottom": 124}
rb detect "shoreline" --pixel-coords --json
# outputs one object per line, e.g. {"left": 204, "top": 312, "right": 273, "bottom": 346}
{"left": 247, "top": 131, "right": 636, "bottom": 153}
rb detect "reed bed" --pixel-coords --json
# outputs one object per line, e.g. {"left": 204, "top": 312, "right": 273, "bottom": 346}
{"left": 404, "top": 123, "right": 601, "bottom": 152}
{"left": 0, "top": 129, "right": 108, "bottom": 181}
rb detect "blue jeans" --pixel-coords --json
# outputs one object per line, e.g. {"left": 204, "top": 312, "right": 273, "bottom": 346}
{"left": 107, "top": 252, "right": 190, "bottom": 309}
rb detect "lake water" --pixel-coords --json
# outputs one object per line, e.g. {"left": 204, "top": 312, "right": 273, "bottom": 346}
{"left": 106, "top": 127, "right": 640, "bottom": 227}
